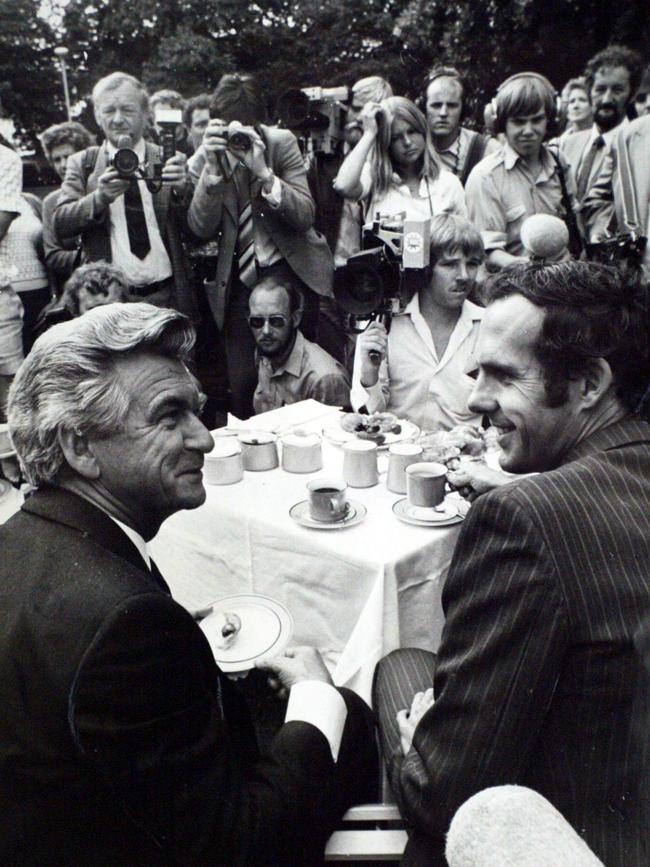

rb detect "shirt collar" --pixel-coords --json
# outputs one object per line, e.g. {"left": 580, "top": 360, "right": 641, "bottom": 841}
{"left": 502, "top": 141, "right": 555, "bottom": 179}
{"left": 106, "top": 514, "right": 151, "bottom": 569}
{"left": 265, "top": 330, "right": 305, "bottom": 379}
{"left": 591, "top": 116, "right": 629, "bottom": 147}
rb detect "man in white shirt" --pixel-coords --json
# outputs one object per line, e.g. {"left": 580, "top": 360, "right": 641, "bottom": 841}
{"left": 53, "top": 72, "right": 197, "bottom": 322}
{"left": 0, "top": 302, "right": 377, "bottom": 865}
{"left": 351, "top": 213, "right": 484, "bottom": 431}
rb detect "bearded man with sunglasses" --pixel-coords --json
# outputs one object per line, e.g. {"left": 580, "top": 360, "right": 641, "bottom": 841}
{"left": 248, "top": 275, "right": 350, "bottom": 414}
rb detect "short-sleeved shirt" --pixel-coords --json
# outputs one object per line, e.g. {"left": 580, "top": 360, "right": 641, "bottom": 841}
{"left": 360, "top": 165, "right": 467, "bottom": 223}
{"left": 465, "top": 142, "right": 567, "bottom": 256}
{"left": 253, "top": 330, "right": 351, "bottom": 414}
{"left": 0, "top": 145, "right": 23, "bottom": 216}
{"left": 350, "top": 294, "right": 483, "bottom": 431}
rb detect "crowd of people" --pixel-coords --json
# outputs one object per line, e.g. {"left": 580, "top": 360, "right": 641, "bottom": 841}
{"left": 0, "top": 38, "right": 650, "bottom": 867}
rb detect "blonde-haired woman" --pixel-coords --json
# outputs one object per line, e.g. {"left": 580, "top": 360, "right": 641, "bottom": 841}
{"left": 334, "top": 96, "right": 466, "bottom": 223}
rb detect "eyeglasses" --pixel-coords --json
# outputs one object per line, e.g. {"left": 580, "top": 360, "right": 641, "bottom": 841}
{"left": 247, "top": 315, "right": 288, "bottom": 330}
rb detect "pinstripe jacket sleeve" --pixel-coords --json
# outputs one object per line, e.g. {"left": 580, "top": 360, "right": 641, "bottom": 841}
{"left": 394, "top": 487, "right": 569, "bottom": 844}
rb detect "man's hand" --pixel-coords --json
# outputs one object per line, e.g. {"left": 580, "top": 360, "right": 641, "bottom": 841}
{"left": 202, "top": 118, "right": 229, "bottom": 175}
{"left": 255, "top": 646, "right": 333, "bottom": 699}
{"left": 397, "top": 688, "right": 434, "bottom": 755}
{"left": 358, "top": 320, "right": 388, "bottom": 387}
{"left": 447, "top": 462, "right": 513, "bottom": 502}
{"left": 95, "top": 167, "right": 130, "bottom": 207}
{"left": 162, "top": 152, "right": 188, "bottom": 195}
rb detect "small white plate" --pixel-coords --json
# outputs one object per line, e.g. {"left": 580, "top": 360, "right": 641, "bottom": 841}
{"left": 199, "top": 594, "right": 293, "bottom": 673}
{"left": 322, "top": 416, "right": 420, "bottom": 450}
{"left": 289, "top": 498, "right": 367, "bottom": 529}
{"left": 392, "top": 497, "right": 464, "bottom": 527}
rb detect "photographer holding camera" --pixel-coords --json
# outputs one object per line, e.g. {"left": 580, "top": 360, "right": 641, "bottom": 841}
{"left": 188, "top": 72, "right": 334, "bottom": 419}
{"left": 350, "top": 214, "right": 485, "bottom": 431}
{"left": 53, "top": 72, "right": 195, "bottom": 316}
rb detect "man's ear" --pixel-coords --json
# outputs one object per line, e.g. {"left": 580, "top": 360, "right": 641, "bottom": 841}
{"left": 579, "top": 357, "right": 613, "bottom": 409}
{"left": 57, "top": 429, "right": 101, "bottom": 480}
{"left": 292, "top": 306, "right": 303, "bottom": 329}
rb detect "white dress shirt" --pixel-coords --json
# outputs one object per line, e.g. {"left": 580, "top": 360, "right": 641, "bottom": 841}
{"left": 351, "top": 294, "right": 483, "bottom": 431}
{"left": 105, "top": 139, "right": 173, "bottom": 287}
{"left": 360, "top": 165, "right": 467, "bottom": 223}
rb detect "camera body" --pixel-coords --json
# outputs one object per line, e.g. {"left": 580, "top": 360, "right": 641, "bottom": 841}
{"left": 110, "top": 108, "right": 183, "bottom": 186}
{"left": 586, "top": 233, "right": 647, "bottom": 276}
{"left": 206, "top": 114, "right": 255, "bottom": 152}
{"left": 277, "top": 86, "right": 350, "bottom": 156}
{"left": 334, "top": 215, "right": 432, "bottom": 328}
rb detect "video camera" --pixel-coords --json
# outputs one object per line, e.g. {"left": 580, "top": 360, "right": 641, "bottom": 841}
{"left": 334, "top": 215, "right": 432, "bottom": 347}
{"left": 110, "top": 109, "right": 183, "bottom": 191}
{"left": 277, "top": 86, "right": 350, "bottom": 156}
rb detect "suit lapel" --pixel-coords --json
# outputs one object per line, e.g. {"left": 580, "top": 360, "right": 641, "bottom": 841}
{"left": 21, "top": 486, "right": 155, "bottom": 580}
{"left": 87, "top": 146, "right": 109, "bottom": 193}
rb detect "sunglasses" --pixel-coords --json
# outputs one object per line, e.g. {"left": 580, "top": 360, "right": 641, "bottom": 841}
{"left": 247, "top": 314, "right": 288, "bottom": 330}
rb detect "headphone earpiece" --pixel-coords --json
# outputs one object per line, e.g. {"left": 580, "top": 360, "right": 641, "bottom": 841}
{"left": 490, "top": 72, "right": 560, "bottom": 135}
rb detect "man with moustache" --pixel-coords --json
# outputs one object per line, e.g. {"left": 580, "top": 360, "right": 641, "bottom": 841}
{"left": 560, "top": 46, "right": 643, "bottom": 229}
{"left": 424, "top": 66, "right": 498, "bottom": 186}
{"left": 373, "top": 261, "right": 650, "bottom": 867}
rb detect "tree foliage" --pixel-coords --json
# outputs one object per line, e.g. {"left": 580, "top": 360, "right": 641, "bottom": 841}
{"left": 1, "top": 0, "right": 647, "bottom": 142}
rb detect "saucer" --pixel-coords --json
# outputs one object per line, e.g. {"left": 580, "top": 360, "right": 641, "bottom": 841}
{"left": 199, "top": 594, "right": 293, "bottom": 673}
{"left": 289, "top": 499, "right": 367, "bottom": 529}
{"left": 392, "top": 497, "right": 463, "bottom": 527}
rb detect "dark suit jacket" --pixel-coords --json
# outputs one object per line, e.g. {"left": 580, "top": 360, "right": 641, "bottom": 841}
{"left": 0, "top": 486, "right": 374, "bottom": 866}
{"left": 53, "top": 143, "right": 198, "bottom": 321}
{"left": 391, "top": 417, "right": 650, "bottom": 867}
{"left": 187, "top": 125, "right": 334, "bottom": 330}
{"left": 42, "top": 188, "right": 80, "bottom": 290}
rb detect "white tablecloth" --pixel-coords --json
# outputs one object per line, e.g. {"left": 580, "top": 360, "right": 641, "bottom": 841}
{"left": 151, "top": 401, "right": 464, "bottom": 703}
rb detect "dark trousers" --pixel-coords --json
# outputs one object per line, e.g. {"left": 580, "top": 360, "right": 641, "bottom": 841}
{"left": 20, "top": 286, "right": 51, "bottom": 355}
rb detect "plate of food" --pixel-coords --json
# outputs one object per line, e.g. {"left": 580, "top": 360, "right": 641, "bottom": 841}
{"left": 323, "top": 412, "right": 420, "bottom": 449}
{"left": 199, "top": 594, "right": 293, "bottom": 673}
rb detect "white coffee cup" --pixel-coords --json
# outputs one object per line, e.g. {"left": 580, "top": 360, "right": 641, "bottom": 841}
{"left": 342, "top": 439, "right": 378, "bottom": 488}
{"left": 203, "top": 440, "right": 244, "bottom": 485}
{"left": 238, "top": 431, "right": 279, "bottom": 471}
{"left": 406, "top": 461, "right": 447, "bottom": 507}
{"left": 281, "top": 432, "right": 323, "bottom": 474}
{"left": 307, "top": 477, "right": 349, "bottom": 522}
{"left": 387, "top": 442, "right": 423, "bottom": 494}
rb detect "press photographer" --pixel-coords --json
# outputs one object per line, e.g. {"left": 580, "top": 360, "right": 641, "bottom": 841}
{"left": 53, "top": 72, "right": 195, "bottom": 315}
{"left": 187, "top": 72, "right": 334, "bottom": 419}
{"left": 349, "top": 213, "right": 485, "bottom": 431}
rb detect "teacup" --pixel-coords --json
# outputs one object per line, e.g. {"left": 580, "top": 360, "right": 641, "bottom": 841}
{"left": 387, "top": 442, "right": 424, "bottom": 494}
{"left": 342, "top": 440, "right": 378, "bottom": 488}
{"left": 238, "top": 431, "right": 279, "bottom": 471}
{"left": 203, "top": 440, "right": 244, "bottom": 486}
{"left": 307, "top": 477, "right": 349, "bottom": 523}
{"left": 406, "top": 461, "right": 447, "bottom": 507}
{"left": 281, "top": 432, "right": 323, "bottom": 474}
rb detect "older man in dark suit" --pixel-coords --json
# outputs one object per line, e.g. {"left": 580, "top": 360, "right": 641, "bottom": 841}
{"left": 374, "top": 261, "right": 650, "bottom": 867}
{"left": 187, "top": 73, "right": 334, "bottom": 419}
{"left": 0, "top": 303, "right": 377, "bottom": 866}
{"left": 53, "top": 72, "right": 197, "bottom": 322}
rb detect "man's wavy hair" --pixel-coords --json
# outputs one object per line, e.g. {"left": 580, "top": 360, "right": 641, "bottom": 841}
{"left": 8, "top": 303, "right": 195, "bottom": 487}
{"left": 584, "top": 45, "right": 644, "bottom": 99}
{"left": 485, "top": 261, "right": 650, "bottom": 412}
{"left": 39, "top": 121, "right": 95, "bottom": 162}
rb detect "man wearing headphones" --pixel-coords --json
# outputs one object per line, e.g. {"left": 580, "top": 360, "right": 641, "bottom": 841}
{"left": 465, "top": 72, "right": 577, "bottom": 271}
{"left": 424, "top": 67, "right": 498, "bottom": 186}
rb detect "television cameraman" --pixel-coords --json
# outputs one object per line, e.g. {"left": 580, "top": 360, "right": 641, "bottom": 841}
{"left": 350, "top": 213, "right": 484, "bottom": 431}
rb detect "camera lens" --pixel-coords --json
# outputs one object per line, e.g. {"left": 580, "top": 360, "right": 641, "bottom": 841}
{"left": 113, "top": 147, "right": 140, "bottom": 176}
{"left": 228, "top": 131, "right": 251, "bottom": 151}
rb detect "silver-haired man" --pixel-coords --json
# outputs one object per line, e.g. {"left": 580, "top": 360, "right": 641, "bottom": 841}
{"left": 0, "top": 303, "right": 376, "bottom": 865}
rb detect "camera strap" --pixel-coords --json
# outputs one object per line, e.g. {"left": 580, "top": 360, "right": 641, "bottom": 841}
{"left": 549, "top": 149, "right": 584, "bottom": 257}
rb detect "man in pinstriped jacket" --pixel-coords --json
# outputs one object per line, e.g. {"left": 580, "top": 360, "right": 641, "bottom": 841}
{"left": 374, "top": 261, "right": 650, "bottom": 867}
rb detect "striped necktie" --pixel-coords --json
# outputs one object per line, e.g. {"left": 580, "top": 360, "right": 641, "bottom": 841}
{"left": 236, "top": 180, "right": 256, "bottom": 288}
